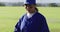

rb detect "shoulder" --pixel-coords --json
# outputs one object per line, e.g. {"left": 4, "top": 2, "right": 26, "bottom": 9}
{"left": 35, "top": 12, "right": 46, "bottom": 20}
{"left": 18, "top": 14, "right": 26, "bottom": 22}
{"left": 35, "top": 12, "right": 45, "bottom": 18}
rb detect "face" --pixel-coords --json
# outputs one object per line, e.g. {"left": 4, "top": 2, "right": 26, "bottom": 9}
{"left": 25, "top": 4, "right": 36, "bottom": 13}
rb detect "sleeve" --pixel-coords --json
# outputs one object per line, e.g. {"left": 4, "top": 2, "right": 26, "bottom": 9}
{"left": 41, "top": 16, "right": 50, "bottom": 32}
{"left": 14, "top": 20, "right": 21, "bottom": 32}
{"left": 14, "top": 15, "right": 24, "bottom": 32}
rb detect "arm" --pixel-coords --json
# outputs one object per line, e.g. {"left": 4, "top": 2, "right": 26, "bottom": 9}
{"left": 41, "top": 17, "right": 50, "bottom": 32}
{"left": 14, "top": 15, "right": 24, "bottom": 32}
{"left": 14, "top": 20, "right": 21, "bottom": 32}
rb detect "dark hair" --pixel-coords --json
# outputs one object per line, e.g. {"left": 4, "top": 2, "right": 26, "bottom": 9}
{"left": 35, "top": 7, "right": 38, "bottom": 12}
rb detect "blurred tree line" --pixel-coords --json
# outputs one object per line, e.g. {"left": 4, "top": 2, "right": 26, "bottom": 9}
{"left": 0, "top": 2, "right": 60, "bottom": 7}
{"left": 0, "top": 2, "right": 5, "bottom": 6}
{"left": 36, "top": 3, "right": 60, "bottom": 7}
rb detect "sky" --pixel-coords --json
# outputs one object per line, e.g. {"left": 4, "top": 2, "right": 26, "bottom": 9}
{"left": 0, "top": 0, "right": 20, "bottom": 2}
{"left": 0, "top": 0, "right": 60, "bottom": 3}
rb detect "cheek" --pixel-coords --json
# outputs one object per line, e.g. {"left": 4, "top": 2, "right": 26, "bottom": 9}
{"left": 25, "top": 7, "right": 30, "bottom": 10}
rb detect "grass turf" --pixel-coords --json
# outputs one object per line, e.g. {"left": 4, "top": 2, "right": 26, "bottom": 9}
{"left": 0, "top": 6, "right": 60, "bottom": 32}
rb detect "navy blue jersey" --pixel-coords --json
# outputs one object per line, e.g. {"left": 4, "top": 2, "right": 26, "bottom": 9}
{"left": 14, "top": 12, "right": 50, "bottom": 32}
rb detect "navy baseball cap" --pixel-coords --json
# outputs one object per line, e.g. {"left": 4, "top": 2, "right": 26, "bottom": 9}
{"left": 24, "top": 0, "right": 36, "bottom": 5}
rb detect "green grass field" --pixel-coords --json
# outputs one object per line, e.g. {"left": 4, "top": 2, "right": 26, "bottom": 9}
{"left": 0, "top": 6, "right": 60, "bottom": 32}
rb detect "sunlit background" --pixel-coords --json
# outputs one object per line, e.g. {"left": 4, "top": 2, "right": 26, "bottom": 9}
{"left": 0, "top": 0, "right": 60, "bottom": 32}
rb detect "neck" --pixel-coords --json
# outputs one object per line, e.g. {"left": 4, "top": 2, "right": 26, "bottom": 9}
{"left": 27, "top": 11, "right": 35, "bottom": 18}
